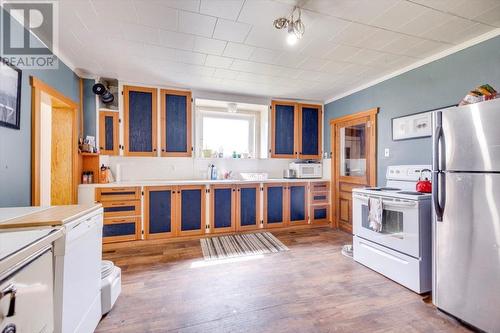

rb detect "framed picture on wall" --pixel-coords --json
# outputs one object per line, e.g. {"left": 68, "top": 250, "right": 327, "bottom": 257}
{"left": 392, "top": 105, "right": 457, "bottom": 141}
{"left": 0, "top": 57, "right": 22, "bottom": 130}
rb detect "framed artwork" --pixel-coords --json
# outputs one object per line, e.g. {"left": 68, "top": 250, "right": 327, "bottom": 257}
{"left": 392, "top": 105, "right": 457, "bottom": 141}
{"left": 0, "top": 57, "right": 22, "bottom": 130}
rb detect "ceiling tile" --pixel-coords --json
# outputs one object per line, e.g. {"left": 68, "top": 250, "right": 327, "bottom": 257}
{"left": 159, "top": 30, "right": 196, "bottom": 50}
{"left": 121, "top": 23, "right": 159, "bottom": 44}
{"left": 248, "top": 47, "right": 281, "bottom": 64}
{"left": 245, "top": 25, "right": 289, "bottom": 49}
{"left": 223, "top": 42, "right": 255, "bottom": 59}
{"left": 420, "top": 16, "right": 477, "bottom": 43}
{"left": 92, "top": 0, "right": 138, "bottom": 23}
{"left": 320, "top": 61, "right": 352, "bottom": 75}
{"left": 193, "top": 37, "right": 227, "bottom": 55}
{"left": 474, "top": 4, "right": 500, "bottom": 27}
{"left": 205, "top": 55, "right": 234, "bottom": 68}
{"left": 136, "top": 1, "right": 178, "bottom": 31}
{"left": 213, "top": 68, "right": 240, "bottom": 79}
{"left": 399, "top": 9, "right": 454, "bottom": 37}
{"left": 324, "top": 44, "right": 362, "bottom": 62}
{"left": 404, "top": 40, "right": 448, "bottom": 58}
{"left": 298, "top": 57, "right": 330, "bottom": 71}
{"left": 148, "top": 0, "right": 200, "bottom": 12}
{"left": 200, "top": 0, "right": 244, "bottom": 20}
{"left": 381, "top": 35, "right": 427, "bottom": 55}
{"left": 355, "top": 28, "right": 401, "bottom": 51}
{"left": 329, "top": 23, "right": 376, "bottom": 47}
{"left": 178, "top": 11, "right": 217, "bottom": 37}
{"left": 213, "top": 19, "right": 251, "bottom": 43}
{"left": 370, "top": 1, "right": 428, "bottom": 30}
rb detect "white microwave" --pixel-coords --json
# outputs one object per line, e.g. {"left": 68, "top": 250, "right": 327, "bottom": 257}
{"left": 289, "top": 162, "right": 322, "bottom": 179}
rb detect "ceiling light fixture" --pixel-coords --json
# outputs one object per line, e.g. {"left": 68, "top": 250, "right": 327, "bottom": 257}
{"left": 273, "top": 6, "right": 305, "bottom": 46}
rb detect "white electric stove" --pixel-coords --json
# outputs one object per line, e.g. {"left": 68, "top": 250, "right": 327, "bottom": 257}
{"left": 352, "top": 165, "right": 432, "bottom": 294}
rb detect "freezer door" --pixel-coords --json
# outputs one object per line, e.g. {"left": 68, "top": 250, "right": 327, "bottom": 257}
{"left": 435, "top": 173, "right": 500, "bottom": 332}
{"left": 441, "top": 99, "right": 500, "bottom": 172}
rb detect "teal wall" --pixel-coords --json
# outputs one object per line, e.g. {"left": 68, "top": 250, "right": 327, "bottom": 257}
{"left": 324, "top": 35, "right": 500, "bottom": 185}
{"left": 0, "top": 8, "right": 80, "bottom": 207}
{"left": 83, "top": 78, "right": 96, "bottom": 138}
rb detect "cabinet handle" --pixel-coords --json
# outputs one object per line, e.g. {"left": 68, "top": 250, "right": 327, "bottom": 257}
{"left": 153, "top": 148, "right": 157, "bottom": 152}
{"left": 100, "top": 146, "right": 104, "bottom": 150}
{"left": 161, "top": 149, "right": 165, "bottom": 152}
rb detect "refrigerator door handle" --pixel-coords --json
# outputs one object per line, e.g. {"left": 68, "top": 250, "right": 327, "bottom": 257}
{"left": 433, "top": 111, "right": 445, "bottom": 221}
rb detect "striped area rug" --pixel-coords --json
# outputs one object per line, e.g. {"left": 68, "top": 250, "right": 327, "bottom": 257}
{"left": 200, "top": 232, "right": 289, "bottom": 260}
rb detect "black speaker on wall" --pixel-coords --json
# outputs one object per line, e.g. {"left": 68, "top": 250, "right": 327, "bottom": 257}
{"left": 92, "top": 83, "right": 114, "bottom": 104}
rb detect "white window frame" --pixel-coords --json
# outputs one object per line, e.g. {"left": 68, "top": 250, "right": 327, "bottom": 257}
{"left": 196, "top": 108, "right": 260, "bottom": 158}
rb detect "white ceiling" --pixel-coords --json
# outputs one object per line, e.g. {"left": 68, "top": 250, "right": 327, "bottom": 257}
{"left": 57, "top": 0, "right": 500, "bottom": 102}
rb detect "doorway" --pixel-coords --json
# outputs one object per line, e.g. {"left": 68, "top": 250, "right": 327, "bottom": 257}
{"left": 31, "top": 77, "right": 79, "bottom": 206}
{"left": 330, "top": 108, "right": 378, "bottom": 233}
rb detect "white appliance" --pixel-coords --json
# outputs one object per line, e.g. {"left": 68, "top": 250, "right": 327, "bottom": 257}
{"left": 0, "top": 230, "right": 56, "bottom": 333}
{"left": 101, "top": 260, "right": 121, "bottom": 315}
{"left": 289, "top": 162, "right": 322, "bottom": 179}
{"left": 432, "top": 100, "right": 500, "bottom": 332}
{"left": 54, "top": 208, "right": 103, "bottom": 333}
{"left": 352, "top": 165, "right": 432, "bottom": 294}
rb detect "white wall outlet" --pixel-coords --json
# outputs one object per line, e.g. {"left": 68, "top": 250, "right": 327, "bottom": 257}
{"left": 384, "top": 148, "right": 390, "bottom": 157}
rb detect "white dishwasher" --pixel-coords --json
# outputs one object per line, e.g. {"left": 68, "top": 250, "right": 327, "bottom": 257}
{"left": 53, "top": 208, "right": 103, "bottom": 333}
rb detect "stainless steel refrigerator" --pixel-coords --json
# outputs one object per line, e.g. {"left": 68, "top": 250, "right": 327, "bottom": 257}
{"left": 432, "top": 98, "right": 500, "bottom": 332}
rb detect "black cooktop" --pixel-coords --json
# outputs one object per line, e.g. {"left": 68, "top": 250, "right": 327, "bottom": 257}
{"left": 366, "top": 187, "right": 401, "bottom": 191}
{"left": 398, "top": 191, "right": 425, "bottom": 195}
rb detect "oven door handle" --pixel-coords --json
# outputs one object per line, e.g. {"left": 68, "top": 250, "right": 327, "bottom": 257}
{"left": 353, "top": 194, "right": 416, "bottom": 208}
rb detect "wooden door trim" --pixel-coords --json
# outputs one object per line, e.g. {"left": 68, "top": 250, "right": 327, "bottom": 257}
{"left": 123, "top": 85, "right": 158, "bottom": 157}
{"left": 99, "top": 111, "right": 119, "bottom": 155}
{"left": 298, "top": 103, "right": 322, "bottom": 160}
{"left": 160, "top": 89, "right": 192, "bottom": 157}
{"left": 236, "top": 183, "right": 261, "bottom": 231}
{"left": 144, "top": 186, "right": 176, "bottom": 240}
{"left": 330, "top": 107, "right": 378, "bottom": 231}
{"left": 270, "top": 100, "right": 298, "bottom": 159}
{"left": 30, "top": 76, "right": 79, "bottom": 206}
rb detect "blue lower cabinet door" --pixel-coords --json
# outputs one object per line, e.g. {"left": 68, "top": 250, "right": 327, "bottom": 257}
{"left": 180, "top": 188, "right": 203, "bottom": 233}
{"left": 213, "top": 188, "right": 233, "bottom": 231}
{"left": 289, "top": 185, "right": 306, "bottom": 223}
{"left": 266, "top": 186, "right": 284, "bottom": 225}
{"left": 314, "top": 208, "right": 328, "bottom": 220}
{"left": 148, "top": 190, "right": 173, "bottom": 235}
{"left": 240, "top": 187, "right": 257, "bottom": 228}
{"left": 103, "top": 222, "right": 136, "bottom": 239}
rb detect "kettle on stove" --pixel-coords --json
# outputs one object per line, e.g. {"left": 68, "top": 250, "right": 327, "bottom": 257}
{"left": 416, "top": 169, "right": 432, "bottom": 193}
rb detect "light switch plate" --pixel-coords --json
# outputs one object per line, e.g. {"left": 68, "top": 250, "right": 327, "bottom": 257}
{"left": 384, "top": 148, "right": 390, "bottom": 157}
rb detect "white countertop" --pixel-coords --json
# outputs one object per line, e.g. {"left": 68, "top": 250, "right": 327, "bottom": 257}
{"left": 79, "top": 178, "right": 329, "bottom": 188}
{"left": 0, "top": 206, "right": 50, "bottom": 223}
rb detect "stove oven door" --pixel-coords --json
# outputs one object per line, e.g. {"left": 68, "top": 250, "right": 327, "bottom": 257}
{"left": 353, "top": 193, "right": 420, "bottom": 258}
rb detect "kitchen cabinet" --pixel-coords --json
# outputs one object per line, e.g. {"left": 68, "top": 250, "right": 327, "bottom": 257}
{"left": 236, "top": 183, "right": 261, "bottom": 231}
{"left": 310, "top": 181, "right": 330, "bottom": 224}
{"left": 95, "top": 187, "right": 142, "bottom": 243}
{"left": 98, "top": 111, "right": 119, "bottom": 155}
{"left": 160, "top": 89, "right": 192, "bottom": 157}
{"left": 178, "top": 185, "right": 206, "bottom": 236}
{"left": 264, "top": 183, "right": 287, "bottom": 228}
{"left": 123, "top": 85, "right": 157, "bottom": 156}
{"left": 270, "top": 101, "right": 322, "bottom": 159}
{"left": 144, "top": 186, "right": 176, "bottom": 239}
{"left": 271, "top": 101, "right": 297, "bottom": 158}
{"left": 299, "top": 104, "right": 322, "bottom": 159}
{"left": 210, "top": 184, "right": 236, "bottom": 233}
{"left": 288, "top": 183, "right": 308, "bottom": 225}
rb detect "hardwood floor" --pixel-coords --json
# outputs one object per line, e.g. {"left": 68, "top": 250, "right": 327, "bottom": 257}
{"left": 96, "top": 227, "right": 469, "bottom": 333}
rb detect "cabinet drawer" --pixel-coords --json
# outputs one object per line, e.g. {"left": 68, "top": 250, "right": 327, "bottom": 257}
{"left": 311, "top": 182, "right": 329, "bottom": 192}
{"left": 103, "top": 217, "right": 141, "bottom": 243}
{"left": 96, "top": 187, "right": 141, "bottom": 202}
{"left": 102, "top": 200, "right": 141, "bottom": 218}
{"left": 310, "top": 193, "right": 329, "bottom": 205}
{"left": 311, "top": 205, "right": 330, "bottom": 224}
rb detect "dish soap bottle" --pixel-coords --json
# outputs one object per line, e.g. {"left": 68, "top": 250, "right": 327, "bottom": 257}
{"left": 211, "top": 165, "right": 218, "bottom": 180}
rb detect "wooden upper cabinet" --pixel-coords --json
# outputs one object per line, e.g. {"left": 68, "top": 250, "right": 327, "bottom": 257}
{"left": 271, "top": 101, "right": 298, "bottom": 158}
{"left": 99, "top": 111, "right": 119, "bottom": 155}
{"left": 123, "top": 85, "right": 158, "bottom": 156}
{"left": 299, "top": 104, "right": 322, "bottom": 159}
{"left": 270, "top": 100, "right": 322, "bottom": 159}
{"left": 160, "top": 89, "right": 192, "bottom": 157}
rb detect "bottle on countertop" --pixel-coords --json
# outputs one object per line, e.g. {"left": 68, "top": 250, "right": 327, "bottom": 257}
{"left": 207, "top": 164, "right": 213, "bottom": 180}
{"left": 211, "top": 165, "right": 218, "bottom": 180}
